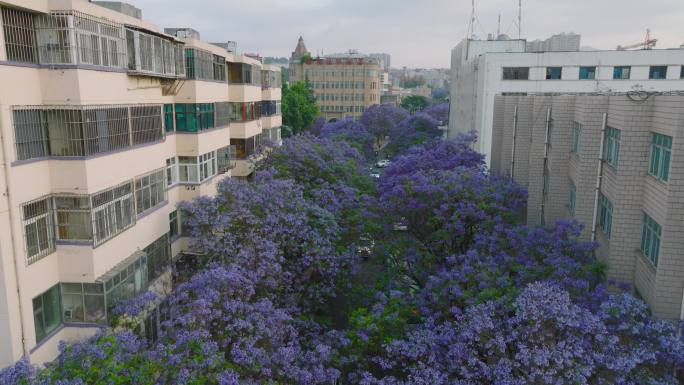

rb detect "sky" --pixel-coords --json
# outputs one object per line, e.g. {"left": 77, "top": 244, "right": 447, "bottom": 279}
{"left": 130, "top": 0, "right": 684, "bottom": 69}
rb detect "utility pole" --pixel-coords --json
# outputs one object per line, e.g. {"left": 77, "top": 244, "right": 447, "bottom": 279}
{"left": 518, "top": 0, "right": 522, "bottom": 39}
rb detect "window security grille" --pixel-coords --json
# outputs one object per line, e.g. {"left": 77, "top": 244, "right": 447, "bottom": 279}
{"left": 34, "top": 11, "right": 126, "bottom": 68}
{"left": 2, "top": 7, "right": 38, "bottom": 63}
{"left": 13, "top": 104, "right": 163, "bottom": 161}
{"left": 126, "top": 28, "right": 185, "bottom": 77}
{"left": 22, "top": 196, "right": 56, "bottom": 265}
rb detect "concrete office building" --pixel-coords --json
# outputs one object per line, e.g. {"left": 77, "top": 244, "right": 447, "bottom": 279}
{"left": 289, "top": 37, "right": 382, "bottom": 121}
{"left": 449, "top": 37, "right": 684, "bottom": 165}
{"left": 526, "top": 32, "right": 581, "bottom": 52}
{"left": 0, "top": 0, "right": 281, "bottom": 368}
{"left": 491, "top": 93, "right": 684, "bottom": 319}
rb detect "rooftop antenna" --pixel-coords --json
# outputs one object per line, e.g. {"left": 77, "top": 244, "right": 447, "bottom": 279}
{"left": 497, "top": 14, "right": 501, "bottom": 37}
{"left": 467, "top": 0, "right": 475, "bottom": 39}
{"left": 518, "top": 0, "right": 522, "bottom": 39}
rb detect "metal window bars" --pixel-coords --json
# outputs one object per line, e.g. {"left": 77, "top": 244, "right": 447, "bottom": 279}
{"left": 125, "top": 27, "right": 185, "bottom": 78}
{"left": 1, "top": 6, "right": 38, "bottom": 63}
{"left": 13, "top": 104, "right": 164, "bottom": 161}
{"left": 22, "top": 196, "right": 56, "bottom": 265}
{"left": 185, "top": 48, "right": 219, "bottom": 81}
{"left": 91, "top": 181, "right": 135, "bottom": 246}
{"left": 34, "top": 10, "right": 126, "bottom": 68}
{"left": 134, "top": 168, "right": 166, "bottom": 215}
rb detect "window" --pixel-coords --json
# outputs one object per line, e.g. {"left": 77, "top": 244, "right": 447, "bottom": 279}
{"left": 199, "top": 152, "right": 217, "bottom": 181}
{"left": 217, "top": 146, "right": 235, "bottom": 174}
{"left": 261, "top": 101, "right": 281, "bottom": 117}
{"left": 568, "top": 181, "right": 576, "bottom": 215}
{"left": 185, "top": 48, "right": 217, "bottom": 81}
{"left": 649, "top": 66, "right": 668, "bottom": 79}
{"left": 598, "top": 194, "right": 613, "bottom": 238}
{"left": 60, "top": 283, "right": 105, "bottom": 324}
{"left": 178, "top": 156, "right": 199, "bottom": 183}
{"left": 134, "top": 169, "right": 166, "bottom": 215}
{"left": 502, "top": 67, "right": 529, "bottom": 80}
{"left": 13, "top": 105, "right": 164, "bottom": 161}
{"left": 13, "top": 109, "right": 48, "bottom": 160}
{"left": 604, "top": 126, "right": 620, "bottom": 168}
{"left": 144, "top": 234, "right": 170, "bottom": 282}
{"left": 174, "top": 103, "right": 215, "bottom": 132}
{"left": 681, "top": 66, "right": 684, "bottom": 79}
{"left": 649, "top": 133, "right": 672, "bottom": 182}
{"left": 213, "top": 54, "right": 226, "bottom": 82}
{"left": 164, "top": 104, "right": 174, "bottom": 132}
{"left": 130, "top": 105, "right": 163, "bottom": 145}
{"left": 613, "top": 66, "right": 631, "bottom": 80}
{"left": 229, "top": 102, "right": 261, "bottom": 122}
{"left": 546, "top": 67, "right": 562, "bottom": 80}
{"left": 169, "top": 210, "right": 179, "bottom": 239}
{"left": 2, "top": 7, "right": 38, "bottom": 63}
{"left": 641, "top": 213, "right": 662, "bottom": 266}
{"left": 178, "top": 151, "right": 217, "bottom": 184}
{"left": 33, "top": 284, "right": 62, "bottom": 343}
{"left": 166, "top": 157, "right": 178, "bottom": 186}
{"left": 54, "top": 196, "right": 92, "bottom": 242}
{"left": 22, "top": 197, "right": 55, "bottom": 264}
{"left": 99, "top": 252, "right": 148, "bottom": 315}
{"left": 34, "top": 11, "right": 126, "bottom": 68}
{"left": 231, "top": 137, "right": 259, "bottom": 159}
{"left": 215, "top": 102, "right": 231, "bottom": 127}
{"left": 579, "top": 66, "right": 596, "bottom": 80}
{"left": 571, "top": 122, "right": 582, "bottom": 154}
{"left": 91, "top": 182, "right": 135, "bottom": 246}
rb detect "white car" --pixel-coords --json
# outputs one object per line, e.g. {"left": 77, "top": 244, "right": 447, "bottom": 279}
{"left": 371, "top": 173, "right": 381, "bottom": 179}
{"left": 376, "top": 159, "right": 391, "bottom": 168}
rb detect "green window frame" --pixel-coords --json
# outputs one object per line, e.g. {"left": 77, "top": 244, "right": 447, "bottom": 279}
{"left": 641, "top": 213, "right": 662, "bottom": 266}
{"left": 579, "top": 66, "right": 596, "bottom": 80}
{"left": 649, "top": 133, "right": 672, "bottom": 182}
{"left": 571, "top": 122, "right": 582, "bottom": 154}
{"left": 613, "top": 66, "right": 631, "bottom": 80}
{"left": 33, "top": 284, "right": 63, "bottom": 343}
{"left": 604, "top": 126, "right": 620, "bottom": 168}
{"left": 164, "top": 104, "right": 174, "bottom": 132}
{"left": 568, "top": 181, "right": 576, "bottom": 215}
{"left": 169, "top": 210, "right": 179, "bottom": 239}
{"left": 174, "top": 103, "right": 215, "bottom": 132}
{"left": 598, "top": 194, "right": 613, "bottom": 238}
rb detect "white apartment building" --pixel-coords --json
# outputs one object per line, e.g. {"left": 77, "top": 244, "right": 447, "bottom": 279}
{"left": 448, "top": 38, "right": 684, "bottom": 165}
{"left": 0, "top": 0, "right": 281, "bottom": 368}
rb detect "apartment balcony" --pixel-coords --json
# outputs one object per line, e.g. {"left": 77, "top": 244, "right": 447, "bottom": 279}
{"left": 174, "top": 125, "right": 230, "bottom": 157}
{"left": 261, "top": 87, "right": 281, "bottom": 101}
{"left": 228, "top": 84, "right": 261, "bottom": 102}
{"left": 230, "top": 119, "right": 262, "bottom": 139}
{"left": 261, "top": 115, "right": 282, "bottom": 129}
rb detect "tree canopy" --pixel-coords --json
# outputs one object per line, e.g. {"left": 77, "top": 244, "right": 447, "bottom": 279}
{"left": 282, "top": 81, "right": 319, "bottom": 136}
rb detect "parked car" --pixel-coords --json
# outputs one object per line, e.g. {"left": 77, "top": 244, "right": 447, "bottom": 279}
{"left": 371, "top": 172, "right": 380, "bottom": 179}
{"left": 393, "top": 217, "right": 408, "bottom": 231}
{"left": 376, "top": 159, "right": 391, "bottom": 168}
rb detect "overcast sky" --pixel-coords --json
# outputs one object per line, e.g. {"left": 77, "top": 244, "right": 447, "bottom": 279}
{"left": 131, "top": 0, "right": 684, "bottom": 68}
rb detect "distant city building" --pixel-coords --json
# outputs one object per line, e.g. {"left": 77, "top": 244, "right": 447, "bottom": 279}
{"left": 448, "top": 36, "right": 684, "bottom": 165}
{"left": 289, "top": 37, "right": 382, "bottom": 120}
{"left": 369, "top": 53, "right": 391, "bottom": 71}
{"left": 526, "top": 32, "right": 581, "bottom": 52}
{"left": 491, "top": 93, "right": 684, "bottom": 320}
{"left": 212, "top": 41, "right": 238, "bottom": 54}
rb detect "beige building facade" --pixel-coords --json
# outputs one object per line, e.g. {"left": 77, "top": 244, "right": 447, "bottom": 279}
{"left": 288, "top": 37, "right": 381, "bottom": 121}
{"left": 491, "top": 93, "right": 684, "bottom": 320}
{"left": 0, "top": 0, "right": 280, "bottom": 368}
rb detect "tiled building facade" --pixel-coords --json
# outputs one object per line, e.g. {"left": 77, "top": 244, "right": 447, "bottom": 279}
{"left": 288, "top": 37, "right": 382, "bottom": 121}
{"left": 0, "top": 0, "right": 281, "bottom": 367}
{"left": 492, "top": 93, "right": 684, "bottom": 319}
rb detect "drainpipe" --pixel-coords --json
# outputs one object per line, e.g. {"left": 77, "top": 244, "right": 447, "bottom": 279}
{"left": 591, "top": 113, "right": 608, "bottom": 242}
{"left": 510, "top": 105, "right": 518, "bottom": 179}
{"left": 0, "top": 109, "right": 29, "bottom": 358}
{"left": 540, "top": 107, "right": 551, "bottom": 226}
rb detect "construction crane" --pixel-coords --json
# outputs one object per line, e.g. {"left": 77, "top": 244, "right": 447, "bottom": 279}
{"left": 617, "top": 29, "right": 657, "bottom": 50}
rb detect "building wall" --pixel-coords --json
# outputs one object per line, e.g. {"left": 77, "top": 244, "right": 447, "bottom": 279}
{"left": 0, "top": 0, "right": 280, "bottom": 367}
{"left": 492, "top": 93, "right": 684, "bottom": 319}
{"left": 290, "top": 59, "right": 382, "bottom": 121}
{"left": 449, "top": 41, "right": 684, "bottom": 165}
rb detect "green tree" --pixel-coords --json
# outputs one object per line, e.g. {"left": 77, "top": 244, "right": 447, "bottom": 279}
{"left": 282, "top": 80, "right": 319, "bottom": 135}
{"left": 401, "top": 95, "right": 429, "bottom": 113}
